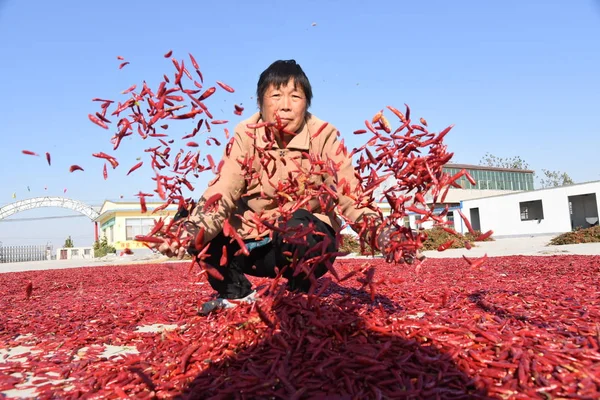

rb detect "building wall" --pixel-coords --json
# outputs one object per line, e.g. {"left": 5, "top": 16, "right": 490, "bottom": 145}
{"left": 441, "top": 188, "right": 520, "bottom": 204}
{"left": 95, "top": 201, "right": 179, "bottom": 251}
{"left": 56, "top": 247, "right": 94, "bottom": 260}
{"left": 459, "top": 181, "right": 600, "bottom": 237}
{"left": 100, "top": 212, "right": 175, "bottom": 250}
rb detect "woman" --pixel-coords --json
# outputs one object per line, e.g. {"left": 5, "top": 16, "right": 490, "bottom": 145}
{"left": 158, "top": 60, "right": 412, "bottom": 314}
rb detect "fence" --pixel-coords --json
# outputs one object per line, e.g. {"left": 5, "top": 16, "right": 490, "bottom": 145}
{"left": 0, "top": 242, "right": 53, "bottom": 263}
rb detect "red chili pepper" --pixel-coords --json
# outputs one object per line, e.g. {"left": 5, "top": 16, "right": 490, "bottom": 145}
{"left": 195, "top": 68, "right": 204, "bottom": 83}
{"left": 25, "top": 282, "right": 33, "bottom": 299}
{"left": 202, "top": 193, "right": 223, "bottom": 212}
{"left": 475, "top": 230, "right": 494, "bottom": 241}
{"left": 386, "top": 105, "right": 406, "bottom": 122}
{"left": 198, "top": 87, "right": 216, "bottom": 101}
{"left": 457, "top": 209, "right": 475, "bottom": 235}
{"left": 219, "top": 245, "right": 228, "bottom": 266}
{"left": 133, "top": 235, "right": 163, "bottom": 244}
{"left": 69, "top": 165, "right": 84, "bottom": 173}
{"left": 121, "top": 84, "right": 137, "bottom": 94}
{"left": 88, "top": 114, "right": 109, "bottom": 129}
{"left": 437, "top": 239, "right": 455, "bottom": 251}
{"left": 203, "top": 264, "right": 224, "bottom": 281}
{"left": 126, "top": 161, "right": 143, "bottom": 175}
{"left": 462, "top": 253, "right": 488, "bottom": 269}
{"left": 185, "top": 53, "right": 199, "bottom": 71}
{"left": 215, "top": 81, "right": 234, "bottom": 93}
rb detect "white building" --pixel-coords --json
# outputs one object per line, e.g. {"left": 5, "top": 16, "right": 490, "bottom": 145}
{"left": 362, "top": 163, "right": 533, "bottom": 234}
{"left": 56, "top": 246, "right": 95, "bottom": 260}
{"left": 458, "top": 181, "right": 600, "bottom": 237}
{"left": 356, "top": 165, "right": 597, "bottom": 240}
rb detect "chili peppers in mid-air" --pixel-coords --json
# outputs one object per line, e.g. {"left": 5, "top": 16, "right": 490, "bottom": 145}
{"left": 80, "top": 50, "right": 496, "bottom": 290}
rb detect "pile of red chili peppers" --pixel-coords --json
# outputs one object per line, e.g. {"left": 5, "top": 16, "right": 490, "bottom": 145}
{"left": 1, "top": 256, "right": 599, "bottom": 398}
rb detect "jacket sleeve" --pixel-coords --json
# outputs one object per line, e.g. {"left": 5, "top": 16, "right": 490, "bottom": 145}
{"left": 318, "top": 126, "right": 383, "bottom": 235}
{"left": 185, "top": 126, "right": 250, "bottom": 246}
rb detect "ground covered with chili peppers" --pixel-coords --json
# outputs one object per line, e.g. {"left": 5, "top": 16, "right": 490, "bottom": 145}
{"left": 1, "top": 255, "right": 600, "bottom": 399}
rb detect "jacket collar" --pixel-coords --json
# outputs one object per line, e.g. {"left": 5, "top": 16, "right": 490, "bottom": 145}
{"left": 248, "top": 112, "right": 311, "bottom": 151}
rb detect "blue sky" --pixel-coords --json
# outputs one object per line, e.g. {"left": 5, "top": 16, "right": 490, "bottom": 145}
{"left": 0, "top": 0, "right": 599, "bottom": 247}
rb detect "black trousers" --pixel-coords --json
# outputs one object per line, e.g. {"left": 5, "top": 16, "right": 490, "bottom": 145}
{"left": 202, "top": 209, "right": 338, "bottom": 299}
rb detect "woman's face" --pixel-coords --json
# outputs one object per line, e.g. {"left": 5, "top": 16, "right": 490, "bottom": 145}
{"left": 260, "top": 79, "right": 307, "bottom": 134}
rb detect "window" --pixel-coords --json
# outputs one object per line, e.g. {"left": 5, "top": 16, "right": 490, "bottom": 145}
{"left": 84, "top": 249, "right": 91, "bottom": 256}
{"left": 126, "top": 218, "right": 156, "bottom": 240}
{"left": 520, "top": 200, "right": 544, "bottom": 221}
{"left": 71, "top": 249, "right": 79, "bottom": 257}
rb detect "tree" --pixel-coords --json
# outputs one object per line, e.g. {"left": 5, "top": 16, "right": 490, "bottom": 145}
{"left": 93, "top": 236, "right": 116, "bottom": 258}
{"left": 539, "top": 169, "right": 575, "bottom": 188}
{"left": 63, "top": 236, "right": 74, "bottom": 248}
{"left": 479, "top": 153, "right": 530, "bottom": 170}
{"left": 479, "top": 153, "right": 575, "bottom": 188}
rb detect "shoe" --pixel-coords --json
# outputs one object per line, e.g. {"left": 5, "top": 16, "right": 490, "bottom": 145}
{"left": 199, "top": 290, "right": 257, "bottom": 315}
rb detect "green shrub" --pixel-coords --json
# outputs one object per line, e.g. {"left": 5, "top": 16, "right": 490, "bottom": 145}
{"left": 549, "top": 226, "right": 600, "bottom": 245}
{"left": 338, "top": 234, "right": 378, "bottom": 255}
{"left": 337, "top": 226, "right": 494, "bottom": 255}
{"left": 93, "top": 236, "right": 116, "bottom": 258}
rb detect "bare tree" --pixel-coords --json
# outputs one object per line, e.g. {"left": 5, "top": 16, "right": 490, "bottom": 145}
{"left": 539, "top": 169, "right": 575, "bottom": 188}
{"left": 479, "top": 153, "right": 531, "bottom": 170}
{"left": 480, "top": 153, "right": 575, "bottom": 188}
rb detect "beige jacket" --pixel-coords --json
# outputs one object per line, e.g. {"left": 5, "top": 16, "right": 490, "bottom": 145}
{"left": 188, "top": 112, "right": 378, "bottom": 245}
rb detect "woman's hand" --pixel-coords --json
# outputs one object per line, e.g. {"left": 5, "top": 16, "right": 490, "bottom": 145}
{"left": 155, "top": 238, "right": 188, "bottom": 259}
{"left": 377, "top": 225, "right": 426, "bottom": 264}
{"left": 144, "top": 236, "right": 188, "bottom": 259}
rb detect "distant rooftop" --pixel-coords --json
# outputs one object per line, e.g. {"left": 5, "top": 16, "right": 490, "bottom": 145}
{"left": 444, "top": 163, "right": 535, "bottom": 174}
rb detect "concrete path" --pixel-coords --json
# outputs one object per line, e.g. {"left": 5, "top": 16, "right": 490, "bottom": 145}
{"left": 0, "top": 252, "right": 178, "bottom": 274}
{"left": 2, "top": 235, "right": 599, "bottom": 274}
{"left": 421, "top": 234, "right": 600, "bottom": 259}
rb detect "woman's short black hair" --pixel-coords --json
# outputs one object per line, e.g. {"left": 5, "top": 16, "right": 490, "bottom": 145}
{"left": 257, "top": 60, "right": 313, "bottom": 109}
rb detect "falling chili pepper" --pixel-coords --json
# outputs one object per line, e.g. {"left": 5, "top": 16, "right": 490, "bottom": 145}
{"left": 216, "top": 81, "right": 235, "bottom": 93}
{"left": 198, "top": 87, "right": 216, "bottom": 101}
{"left": 127, "top": 161, "right": 143, "bottom": 175}
{"left": 88, "top": 114, "right": 109, "bottom": 129}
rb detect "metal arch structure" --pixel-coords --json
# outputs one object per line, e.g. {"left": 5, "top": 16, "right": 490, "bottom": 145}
{"left": 0, "top": 197, "right": 100, "bottom": 221}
